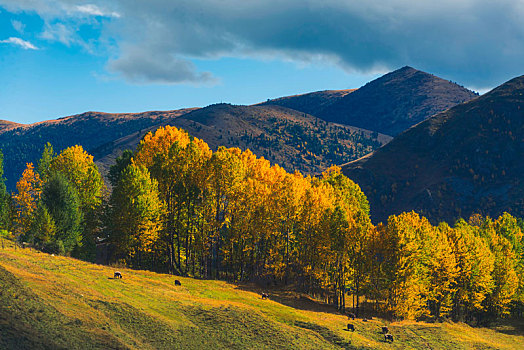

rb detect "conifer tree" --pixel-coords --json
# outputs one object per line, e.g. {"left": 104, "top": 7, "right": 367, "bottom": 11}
{"left": 0, "top": 150, "right": 10, "bottom": 230}
{"left": 40, "top": 172, "right": 83, "bottom": 254}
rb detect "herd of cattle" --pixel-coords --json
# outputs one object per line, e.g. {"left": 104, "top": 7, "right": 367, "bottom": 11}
{"left": 346, "top": 312, "right": 394, "bottom": 343}
{"left": 113, "top": 272, "right": 394, "bottom": 344}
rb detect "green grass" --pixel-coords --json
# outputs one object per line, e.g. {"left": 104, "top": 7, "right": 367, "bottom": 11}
{"left": 1, "top": 246, "right": 523, "bottom": 349}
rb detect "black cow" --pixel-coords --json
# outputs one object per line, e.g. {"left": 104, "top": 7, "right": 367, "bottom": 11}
{"left": 175, "top": 280, "right": 182, "bottom": 286}
{"left": 114, "top": 271, "right": 122, "bottom": 279}
{"left": 347, "top": 323, "right": 355, "bottom": 332}
{"left": 347, "top": 312, "right": 356, "bottom": 320}
{"left": 382, "top": 326, "right": 389, "bottom": 334}
{"left": 384, "top": 334, "right": 394, "bottom": 343}
{"left": 261, "top": 292, "right": 269, "bottom": 300}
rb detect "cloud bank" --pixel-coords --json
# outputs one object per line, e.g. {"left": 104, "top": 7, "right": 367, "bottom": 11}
{"left": 1, "top": 0, "right": 523, "bottom": 87}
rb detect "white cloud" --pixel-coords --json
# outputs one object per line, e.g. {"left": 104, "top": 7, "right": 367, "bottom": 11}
{"left": 11, "top": 19, "right": 25, "bottom": 33}
{"left": 0, "top": 37, "right": 38, "bottom": 50}
{"left": 74, "top": 4, "right": 120, "bottom": 18}
{"left": 41, "top": 22, "right": 76, "bottom": 46}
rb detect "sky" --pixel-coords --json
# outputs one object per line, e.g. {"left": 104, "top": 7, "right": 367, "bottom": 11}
{"left": 1, "top": 1, "right": 523, "bottom": 124}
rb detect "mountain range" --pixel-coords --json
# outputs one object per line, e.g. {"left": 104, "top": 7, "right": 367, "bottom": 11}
{"left": 2, "top": 65, "right": 513, "bottom": 227}
{"left": 342, "top": 75, "right": 524, "bottom": 224}
{"left": 263, "top": 66, "right": 478, "bottom": 136}
{"left": 3, "top": 65, "right": 473, "bottom": 190}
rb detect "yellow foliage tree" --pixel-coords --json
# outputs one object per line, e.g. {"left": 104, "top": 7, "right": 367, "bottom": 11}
{"left": 13, "top": 163, "right": 41, "bottom": 238}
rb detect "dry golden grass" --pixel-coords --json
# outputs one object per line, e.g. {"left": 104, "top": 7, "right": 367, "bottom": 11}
{"left": 1, "top": 245, "right": 522, "bottom": 350}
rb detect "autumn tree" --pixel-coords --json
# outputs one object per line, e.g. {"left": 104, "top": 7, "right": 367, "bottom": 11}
{"left": 50, "top": 145, "right": 105, "bottom": 260}
{"left": 109, "top": 163, "right": 165, "bottom": 269}
{"left": 448, "top": 219, "right": 495, "bottom": 321}
{"left": 13, "top": 163, "right": 41, "bottom": 239}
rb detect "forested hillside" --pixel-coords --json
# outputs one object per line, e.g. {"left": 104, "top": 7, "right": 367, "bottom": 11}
{"left": 0, "top": 109, "right": 196, "bottom": 190}
{"left": 259, "top": 89, "right": 355, "bottom": 117}
{"left": 93, "top": 104, "right": 389, "bottom": 180}
{"left": 0, "top": 104, "right": 388, "bottom": 191}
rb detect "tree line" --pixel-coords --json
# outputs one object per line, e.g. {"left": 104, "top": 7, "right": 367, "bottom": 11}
{"left": 2, "top": 126, "right": 523, "bottom": 323}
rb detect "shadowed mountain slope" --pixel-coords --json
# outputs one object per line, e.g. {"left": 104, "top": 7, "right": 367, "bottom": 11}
{"left": 264, "top": 67, "right": 478, "bottom": 136}
{"left": 260, "top": 89, "right": 356, "bottom": 117}
{"left": 342, "top": 75, "right": 524, "bottom": 224}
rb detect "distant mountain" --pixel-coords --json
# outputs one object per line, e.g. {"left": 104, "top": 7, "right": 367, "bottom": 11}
{"left": 93, "top": 103, "right": 391, "bottom": 180}
{"left": 342, "top": 75, "right": 524, "bottom": 224}
{"left": 0, "top": 109, "right": 196, "bottom": 190}
{"left": 0, "top": 120, "right": 23, "bottom": 133}
{"left": 259, "top": 89, "right": 356, "bottom": 117}
{"left": 263, "top": 66, "right": 478, "bottom": 136}
{"left": 0, "top": 104, "right": 390, "bottom": 190}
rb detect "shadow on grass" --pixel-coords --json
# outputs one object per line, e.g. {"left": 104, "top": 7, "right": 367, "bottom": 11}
{"left": 489, "top": 319, "right": 524, "bottom": 336}
{"left": 234, "top": 283, "right": 344, "bottom": 315}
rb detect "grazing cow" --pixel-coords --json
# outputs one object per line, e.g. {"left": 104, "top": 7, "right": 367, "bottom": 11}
{"left": 347, "top": 323, "right": 355, "bottom": 332}
{"left": 114, "top": 271, "right": 122, "bottom": 279}
{"left": 362, "top": 318, "right": 368, "bottom": 322}
{"left": 347, "top": 312, "right": 356, "bottom": 320}
{"left": 261, "top": 292, "right": 269, "bottom": 300}
{"left": 175, "top": 280, "right": 182, "bottom": 286}
{"left": 384, "top": 334, "right": 394, "bottom": 343}
{"left": 382, "top": 326, "right": 389, "bottom": 334}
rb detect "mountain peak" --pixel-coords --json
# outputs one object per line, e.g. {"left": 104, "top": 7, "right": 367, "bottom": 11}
{"left": 342, "top": 74, "right": 524, "bottom": 224}
{"left": 314, "top": 67, "right": 478, "bottom": 136}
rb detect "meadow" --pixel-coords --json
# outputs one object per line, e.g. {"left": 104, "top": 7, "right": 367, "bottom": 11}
{"left": 1, "top": 244, "right": 522, "bottom": 350}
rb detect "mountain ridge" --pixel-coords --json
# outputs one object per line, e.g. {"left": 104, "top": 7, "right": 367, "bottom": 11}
{"left": 263, "top": 66, "right": 479, "bottom": 136}
{"left": 342, "top": 74, "right": 524, "bottom": 224}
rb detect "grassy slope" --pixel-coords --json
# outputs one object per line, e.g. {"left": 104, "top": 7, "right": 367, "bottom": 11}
{"left": 0, "top": 246, "right": 522, "bottom": 350}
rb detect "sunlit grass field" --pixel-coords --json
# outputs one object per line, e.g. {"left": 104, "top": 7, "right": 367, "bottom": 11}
{"left": 1, "top": 245, "right": 522, "bottom": 349}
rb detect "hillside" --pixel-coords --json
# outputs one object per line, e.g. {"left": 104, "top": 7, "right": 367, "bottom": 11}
{"left": 1, "top": 245, "right": 522, "bottom": 350}
{"left": 264, "top": 67, "right": 478, "bottom": 136}
{"left": 0, "top": 109, "right": 196, "bottom": 190}
{"left": 260, "top": 89, "right": 356, "bottom": 117}
{"left": 0, "top": 104, "right": 389, "bottom": 190}
{"left": 92, "top": 103, "right": 391, "bottom": 180}
{"left": 342, "top": 75, "right": 524, "bottom": 224}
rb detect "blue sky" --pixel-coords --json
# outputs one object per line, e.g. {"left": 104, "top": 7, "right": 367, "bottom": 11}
{"left": 1, "top": 1, "right": 523, "bottom": 124}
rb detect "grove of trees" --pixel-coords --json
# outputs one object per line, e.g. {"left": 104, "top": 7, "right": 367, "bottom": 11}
{"left": 1, "top": 127, "right": 523, "bottom": 323}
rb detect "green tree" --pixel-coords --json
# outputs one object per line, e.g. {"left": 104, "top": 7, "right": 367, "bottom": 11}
{"left": 51, "top": 145, "right": 105, "bottom": 260}
{"left": 0, "top": 150, "right": 10, "bottom": 230}
{"left": 41, "top": 172, "right": 83, "bottom": 254}
{"left": 38, "top": 142, "right": 55, "bottom": 183}
{"left": 28, "top": 202, "right": 57, "bottom": 252}
{"left": 108, "top": 149, "right": 133, "bottom": 187}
